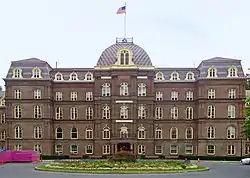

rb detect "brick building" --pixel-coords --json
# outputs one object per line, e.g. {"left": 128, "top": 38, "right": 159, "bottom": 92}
{"left": 0, "top": 38, "right": 249, "bottom": 157}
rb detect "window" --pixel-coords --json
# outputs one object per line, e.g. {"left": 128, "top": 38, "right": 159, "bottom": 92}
{"left": 155, "top": 128, "right": 162, "bottom": 139}
{"left": 14, "top": 105, "right": 22, "bottom": 118}
{"left": 34, "top": 126, "right": 42, "bottom": 139}
{"left": 56, "top": 127, "right": 63, "bottom": 139}
{"left": 186, "top": 91, "right": 193, "bottom": 100}
{"left": 34, "top": 89, "right": 41, "bottom": 99}
{"left": 207, "top": 67, "right": 217, "bottom": 78}
{"left": 228, "top": 89, "right": 236, "bottom": 99}
{"left": 102, "top": 83, "right": 111, "bottom": 96}
{"left": 34, "top": 144, "right": 41, "bottom": 153}
{"left": 71, "top": 91, "right": 77, "bottom": 101}
{"left": 245, "top": 146, "right": 250, "bottom": 155}
{"left": 34, "top": 105, "right": 42, "bottom": 118}
{"left": 138, "top": 145, "right": 145, "bottom": 155}
{"left": 170, "top": 145, "right": 178, "bottom": 155}
{"left": 84, "top": 72, "right": 93, "bottom": 81}
{"left": 207, "top": 105, "right": 215, "bottom": 118}
{"left": 171, "top": 91, "right": 178, "bottom": 100}
{"left": 138, "top": 126, "right": 146, "bottom": 139}
{"left": 71, "top": 145, "right": 78, "bottom": 154}
{"left": 85, "top": 145, "right": 93, "bottom": 154}
{"left": 185, "top": 127, "right": 193, "bottom": 139}
{"left": 119, "top": 50, "right": 130, "bottom": 65}
{"left": 55, "top": 92, "right": 63, "bottom": 101}
{"left": 70, "top": 107, "right": 78, "bottom": 120}
{"left": 55, "top": 72, "right": 63, "bottom": 81}
{"left": 228, "top": 105, "right": 236, "bottom": 118}
{"left": 103, "top": 127, "right": 110, "bottom": 139}
{"left": 15, "top": 126, "right": 22, "bottom": 139}
{"left": 120, "top": 83, "right": 129, "bottom": 96}
{"left": 32, "top": 68, "right": 42, "bottom": 78}
{"left": 207, "top": 126, "right": 215, "bottom": 139}
{"left": 1, "top": 113, "right": 5, "bottom": 124}
{"left": 185, "top": 145, "right": 193, "bottom": 154}
{"left": 69, "top": 72, "right": 78, "bottom": 80}
{"left": 12, "top": 68, "right": 22, "bottom": 78}
{"left": 0, "top": 131, "right": 6, "bottom": 140}
{"left": 55, "top": 107, "right": 63, "bottom": 120}
{"left": 138, "top": 83, "right": 146, "bottom": 96}
{"left": 207, "top": 145, "right": 215, "bottom": 155}
{"left": 170, "top": 72, "right": 180, "bottom": 80}
{"left": 86, "top": 107, "right": 93, "bottom": 120}
{"left": 185, "top": 72, "right": 194, "bottom": 80}
{"left": 227, "top": 126, "right": 236, "bottom": 139}
{"left": 120, "top": 105, "right": 128, "bottom": 119}
{"left": 86, "top": 92, "right": 93, "bottom": 101}
{"left": 155, "top": 72, "right": 164, "bottom": 80}
{"left": 86, "top": 128, "right": 93, "bottom": 139}
{"left": 155, "top": 145, "right": 163, "bottom": 154}
{"left": 186, "top": 107, "right": 193, "bottom": 120}
{"left": 227, "top": 67, "right": 238, "bottom": 77}
{"left": 138, "top": 105, "right": 146, "bottom": 119}
{"left": 156, "top": 91, "right": 163, "bottom": 101}
{"left": 171, "top": 107, "right": 178, "bottom": 119}
{"left": 14, "top": 144, "right": 22, "bottom": 151}
{"left": 71, "top": 127, "right": 78, "bottom": 139}
{"left": 55, "top": 144, "right": 63, "bottom": 154}
{"left": 155, "top": 107, "right": 163, "bottom": 119}
{"left": 103, "top": 145, "right": 111, "bottom": 155}
{"left": 0, "top": 98, "right": 5, "bottom": 106}
{"left": 170, "top": 127, "right": 178, "bottom": 139}
{"left": 102, "top": 105, "right": 110, "bottom": 119}
{"left": 14, "top": 89, "right": 22, "bottom": 99}
{"left": 208, "top": 89, "right": 215, "bottom": 99}
{"left": 227, "top": 145, "right": 235, "bottom": 155}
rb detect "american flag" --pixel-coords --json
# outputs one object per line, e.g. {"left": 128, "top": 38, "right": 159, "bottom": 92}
{"left": 116, "top": 5, "right": 126, "bottom": 14}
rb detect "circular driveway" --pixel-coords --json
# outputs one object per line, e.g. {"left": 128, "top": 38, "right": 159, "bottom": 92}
{"left": 0, "top": 161, "right": 249, "bottom": 178}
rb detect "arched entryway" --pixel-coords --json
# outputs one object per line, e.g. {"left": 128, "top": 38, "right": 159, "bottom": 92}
{"left": 117, "top": 142, "right": 131, "bottom": 152}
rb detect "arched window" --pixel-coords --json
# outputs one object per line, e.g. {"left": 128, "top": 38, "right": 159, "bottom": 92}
{"left": 155, "top": 72, "right": 164, "bottom": 80}
{"left": 120, "top": 82, "right": 129, "bottom": 96}
{"left": 170, "top": 72, "right": 180, "bottom": 80}
{"left": 155, "top": 128, "right": 162, "bottom": 139}
{"left": 84, "top": 72, "right": 93, "bottom": 81}
{"left": 138, "top": 126, "right": 145, "bottom": 139}
{"left": 34, "top": 126, "right": 42, "bottom": 139}
{"left": 12, "top": 68, "right": 22, "bottom": 78}
{"left": 120, "top": 105, "right": 128, "bottom": 119}
{"left": 207, "top": 105, "right": 215, "bottom": 118}
{"left": 227, "top": 67, "right": 238, "bottom": 77}
{"left": 207, "top": 126, "right": 215, "bottom": 139}
{"left": 15, "top": 126, "right": 23, "bottom": 139}
{"left": 55, "top": 72, "right": 64, "bottom": 81}
{"left": 34, "top": 105, "right": 42, "bottom": 118}
{"left": 32, "top": 67, "right": 42, "bottom": 78}
{"left": 14, "top": 105, "right": 22, "bottom": 118}
{"left": 86, "top": 107, "right": 93, "bottom": 120}
{"left": 138, "top": 83, "right": 146, "bottom": 96}
{"left": 71, "top": 127, "right": 78, "bottom": 139}
{"left": 0, "top": 130, "right": 6, "bottom": 140}
{"left": 70, "top": 107, "right": 78, "bottom": 120}
{"left": 56, "top": 127, "right": 63, "bottom": 139}
{"left": 102, "top": 83, "right": 111, "bottom": 96}
{"left": 55, "top": 107, "right": 63, "bottom": 120}
{"left": 119, "top": 50, "right": 130, "bottom": 65}
{"left": 207, "top": 67, "right": 217, "bottom": 78}
{"left": 171, "top": 107, "right": 178, "bottom": 119}
{"left": 85, "top": 128, "right": 93, "bottom": 139}
{"left": 138, "top": 105, "right": 146, "bottom": 119}
{"left": 170, "top": 127, "right": 178, "bottom": 139}
{"left": 185, "top": 72, "right": 194, "bottom": 80}
{"left": 185, "top": 127, "right": 193, "bottom": 139}
{"left": 102, "top": 105, "right": 110, "bottom": 119}
{"left": 69, "top": 72, "right": 78, "bottom": 80}
{"left": 228, "top": 105, "right": 236, "bottom": 118}
{"left": 227, "top": 126, "right": 236, "bottom": 139}
{"left": 155, "top": 107, "right": 163, "bottom": 119}
{"left": 103, "top": 127, "right": 110, "bottom": 139}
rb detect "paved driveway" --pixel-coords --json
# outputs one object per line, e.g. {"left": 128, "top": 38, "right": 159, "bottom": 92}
{"left": 0, "top": 161, "right": 249, "bottom": 178}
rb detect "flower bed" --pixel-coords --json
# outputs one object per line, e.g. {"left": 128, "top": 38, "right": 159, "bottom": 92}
{"left": 36, "top": 160, "right": 209, "bottom": 174}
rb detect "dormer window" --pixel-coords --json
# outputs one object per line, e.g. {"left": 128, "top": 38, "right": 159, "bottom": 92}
{"left": 54, "top": 72, "right": 64, "bottom": 81}
{"left": 170, "top": 72, "right": 180, "bottom": 80}
{"left": 12, "top": 68, "right": 22, "bottom": 78}
{"left": 32, "top": 67, "right": 42, "bottom": 78}
{"left": 227, "top": 66, "right": 238, "bottom": 77}
{"left": 116, "top": 49, "right": 133, "bottom": 66}
{"left": 69, "top": 72, "right": 78, "bottom": 80}
{"left": 185, "top": 72, "right": 195, "bottom": 80}
{"left": 207, "top": 67, "right": 217, "bottom": 78}
{"left": 84, "top": 72, "right": 93, "bottom": 81}
{"left": 155, "top": 72, "right": 164, "bottom": 80}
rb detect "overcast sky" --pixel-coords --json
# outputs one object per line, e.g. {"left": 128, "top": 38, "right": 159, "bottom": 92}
{"left": 0, "top": 0, "right": 250, "bottom": 88}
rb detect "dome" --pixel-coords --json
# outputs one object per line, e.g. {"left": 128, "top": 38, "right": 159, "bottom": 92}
{"left": 96, "top": 38, "right": 152, "bottom": 66}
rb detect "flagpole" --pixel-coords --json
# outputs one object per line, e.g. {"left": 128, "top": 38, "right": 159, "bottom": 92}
{"left": 124, "top": 2, "right": 127, "bottom": 39}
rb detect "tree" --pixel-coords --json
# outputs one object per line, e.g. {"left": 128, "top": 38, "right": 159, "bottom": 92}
{"left": 243, "top": 97, "right": 250, "bottom": 138}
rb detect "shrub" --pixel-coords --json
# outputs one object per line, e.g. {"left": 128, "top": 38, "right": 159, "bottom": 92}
{"left": 108, "top": 151, "right": 136, "bottom": 162}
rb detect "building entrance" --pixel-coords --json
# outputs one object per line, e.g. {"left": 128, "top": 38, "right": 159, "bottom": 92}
{"left": 117, "top": 142, "right": 131, "bottom": 152}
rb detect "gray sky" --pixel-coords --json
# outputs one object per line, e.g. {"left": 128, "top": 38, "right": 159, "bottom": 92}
{"left": 0, "top": 0, "right": 250, "bottom": 88}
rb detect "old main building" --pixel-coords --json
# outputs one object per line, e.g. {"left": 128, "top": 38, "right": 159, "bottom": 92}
{"left": 0, "top": 38, "right": 249, "bottom": 157}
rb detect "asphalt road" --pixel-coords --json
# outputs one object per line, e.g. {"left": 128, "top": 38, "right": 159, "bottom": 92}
{"left": 0, "top": 161, "right": 249, "bottom": 178}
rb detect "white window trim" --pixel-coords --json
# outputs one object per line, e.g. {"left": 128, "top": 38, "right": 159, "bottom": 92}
{"left": 54, "top": 72, "right": 64, "bottom": 81}
{"left": 85, "top": 145, "right": 93, "bottom": 154}
{"left": 56, "top": 128, "right": 63, "bottom": 139}
{"left": 70, "top": 144, "right": 79, "bottom": 154}
{"left": 185, "top": 127, "right": 193, "bottom": 139}
{"left": 71, "top": 127, "right": 78, "bottom": 139}
{"left": 227, "top": 66, "right": 238, "bottom": 77}
{"left": 207, "top": 145, "right": 216, "bottom": 155}
{"left": 84, "top": 72, "right": 94, "bottom": 81}
{"left": 170, "top": 127, "right": 178, "bottom": 139}
{"left": 185, "top": 145, "right": 193, "bottom": 154}
{"left": 170, "top": 72, "right": 180, "bottom": 80}
{"left": 185, "top": 72, "right": 195, "bottom": 80}
{"left": 12, "top": 68, "right": 23, "bottom": 78}
{"left": 69, "top": 72, "right": 79, "bottom": 81}
{"left": 155, "top": 128, "right": 162, "bottom": 139}
{"left": 207, "top": 67, "right": 218, "bottom": 78}
{"left": 170, "top": 145, "right": 178, "bottom": 155}
{"left": 31, "top": 67, "right": 42, "bottom": 79}
{"left": 155, "top": 72, "right": 165, "bottom": 80}
{"left": 154, "top": 145, "right": 163, "bottom": 155}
